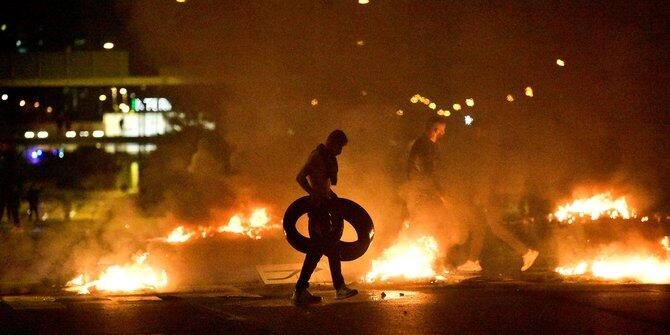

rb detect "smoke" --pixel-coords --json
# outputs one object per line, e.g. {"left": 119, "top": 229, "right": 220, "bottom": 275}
{"left": 4, "top": 1, "right": 667, "bottom": 289}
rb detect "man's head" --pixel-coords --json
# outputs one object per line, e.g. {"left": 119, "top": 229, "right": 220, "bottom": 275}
{"left": 425, "top": 116, "right": 447, "bottom": 142}
{"left": 325, "top": 129, "right": 348, "bottom": 156}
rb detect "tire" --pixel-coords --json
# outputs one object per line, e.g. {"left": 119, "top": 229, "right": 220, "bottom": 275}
{"left": 283, "top": 196, "right": 374, "bottom": 261}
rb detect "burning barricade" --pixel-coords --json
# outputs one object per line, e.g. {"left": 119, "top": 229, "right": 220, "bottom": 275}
{"left": 365, "top": 235, "right": 448, "bottom": 283}
{"left": 551, "top": 192, "right": 670, "bottom": 283}
{"left": 161, "top": 207, "right": 281, "bottom": 244}
{"left": 65, "top": 252, "right": 168, "bottom": 294}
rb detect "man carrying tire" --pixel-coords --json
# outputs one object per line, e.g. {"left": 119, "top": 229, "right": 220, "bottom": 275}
{"left": 292, "top": 129, "right": 358, "bottom": 304}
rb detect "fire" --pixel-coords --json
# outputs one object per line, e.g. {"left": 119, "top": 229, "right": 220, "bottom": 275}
{"left": 165, "top": 226, "right": 195, "bottom": 243}
{"left": 555, "top": 237, "right": 670, "bottom": 283}
{"left": 162, "top": 208, "right": 279, "bottom": 243}
{"left": 552, "top": 193, "right": 636, "bottom": 224}
{"left": 556, "top": 257, "right": 670, "bottom": 283}
{"left": 218, "top": 208, "right": 276, "bottom": 239}
{"left": 365, "top": 236, "right": 445, "bottom": 282}
{"left": 65, "top": 252, "right": 168, "bottom": 294}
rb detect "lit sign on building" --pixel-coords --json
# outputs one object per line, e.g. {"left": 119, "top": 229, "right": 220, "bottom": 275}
{"left": 103, "top": 113, "right": 170, "bottom": 137}
{"left": 131, "top": 98, "right": 172, "bottom": 112}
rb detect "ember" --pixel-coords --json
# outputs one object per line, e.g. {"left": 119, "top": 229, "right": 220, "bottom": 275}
{"left": 65, "top": 252, "right": 168, "bottom": 294}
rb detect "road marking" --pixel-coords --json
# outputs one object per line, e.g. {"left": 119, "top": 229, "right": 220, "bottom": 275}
{"left": 2, "top": 296, "right": 66, "bottom": 310}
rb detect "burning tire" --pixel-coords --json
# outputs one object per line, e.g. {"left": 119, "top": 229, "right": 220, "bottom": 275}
{"left": 283, "top": 196, "right": 374, "bottom": 261}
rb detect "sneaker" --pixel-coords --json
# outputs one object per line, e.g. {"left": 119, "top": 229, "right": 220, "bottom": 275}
{"left": 457, "top": 260, "right": 482, "bottom": 273}
{"left": 335, "top": 285, "right": 358, "bottom": 300}
{"left": 521, "top": 249, "right": 539, "bottom": 271}
{"left": 291, "top": 289, "right": 323, "bottom": 305}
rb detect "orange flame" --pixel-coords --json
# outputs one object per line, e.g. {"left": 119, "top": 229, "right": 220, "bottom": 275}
{"left": 165, "top": 226, "right": 195, "bottom": 243}
{"left": 551, "top": 193, "right": 636, "bottom": 224}
{"left": 162, "top": 208, "right": 279, "bottom": 244}
{"left": 555, "top": 237, "right": 670, "bottom": 283}
{"left": 65, "top": 252, "right": 168, "bottom": 294}
{"left": 365, "top": 236, "right": 446, "bottom": 282}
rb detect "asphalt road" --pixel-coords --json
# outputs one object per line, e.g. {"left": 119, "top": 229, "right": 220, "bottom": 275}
{"left": 1, "top": 282, "right": 669, "bottom": 334}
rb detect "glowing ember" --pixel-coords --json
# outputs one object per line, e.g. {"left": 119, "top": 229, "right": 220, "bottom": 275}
{"left": 551, "top": 193, "right": 635, "bottom": 224}
{"left": 65, "top": 252, "right": 168, "bottom": 294}
{"left": 365, "top": 236, "right": 445, "bottom": 282}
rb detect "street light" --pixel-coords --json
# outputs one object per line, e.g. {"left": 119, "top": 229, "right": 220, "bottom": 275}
{"left": 103, "top": 42, "right": 114, "bottom": 50}
{"left": 24, "top": 131, "right": 35, "bottom": 139}
{"left": 1, "top": 94, "right": 7, "bottom": 101}
{"left": 99, "top": 94, "right": 107, "bottom": 101}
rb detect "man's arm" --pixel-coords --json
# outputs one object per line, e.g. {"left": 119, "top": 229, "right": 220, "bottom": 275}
{"left": 296, "top": 164, "right": 314, "bottom": 195}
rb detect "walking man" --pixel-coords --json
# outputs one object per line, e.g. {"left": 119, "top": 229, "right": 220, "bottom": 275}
{"left": 292, "top": 130, "right": 358, "bottom": 304}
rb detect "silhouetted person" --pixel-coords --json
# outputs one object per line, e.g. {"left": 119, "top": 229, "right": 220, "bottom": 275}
{"left": 402, "top": 116, "right": 464, "bottom": 248}
{"left": 26, "top": 184, "right": 40, "bottom": 222}
{"left": 292, "top": 130, "right": 358, "bottom": 304}
{"left": 0, "top": 151, "right": 21, "bottom": 228}
{"left": 455, "top": 124, "right": 539, "bottom": 273}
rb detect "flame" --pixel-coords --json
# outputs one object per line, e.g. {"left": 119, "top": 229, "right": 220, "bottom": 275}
{"left": 165, "top": 226, "right": 194, "bottom": 243}
{"left": 555, "top": 237, "right": 670, "bottom": 283}
{"left": 65, "top": 252, "right": 168, "bottom": 294}
{"left": 162, "top": 208, "right": 279, "bottom": 244}
{"left": 552, "top": 193, "right": 635, "bottom": 224}
{"left": 556, "top": 257, "right": 670, "bottom": 283}
{"left": 218, "top": 208, "right": 276, "bottom": 240}
{"left": 365, "top": 236, "right": 445, "bottom": 282}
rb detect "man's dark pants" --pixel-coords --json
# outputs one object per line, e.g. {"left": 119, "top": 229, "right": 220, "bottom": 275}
{"left": 295, "top": 200, "right": 345, "bottom": 291}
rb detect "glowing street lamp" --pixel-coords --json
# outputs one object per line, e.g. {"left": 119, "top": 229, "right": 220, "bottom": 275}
{"left": 103, "top": 42, "right": 114, "bottom": 50}
{"left": 65, "top": 131, "right": 76, "bottom": 138}
{"left": 99, "top": 94, "right": 107, "bottom": 101}
{"left": 37, "top": 131, "right": 49, "bottom": 139}
{"left": 1, "top": 94, "right": 7, "bottom": 101}
{"left": 464, "top": 115, "right": 474, "bottom": 126}
{"left": 556, "top": 59, "right": 565, "bottom": 67}
{"left": 19, "top": 100, "right": 26, "bottom": 107}
{"left": 358, "top": 0, "right": 370, "bottom": 4}
{"left": 465, "top": 98, "right": 474, "bottom": 107}
{"left": 452, "top": 103, "right": 461, "bottom": 111}
{"left": 525, "top": 86, "right": 534, "bottom": 97}
{"left": 24, "top": 131, "right": 35, "bottom": 139}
